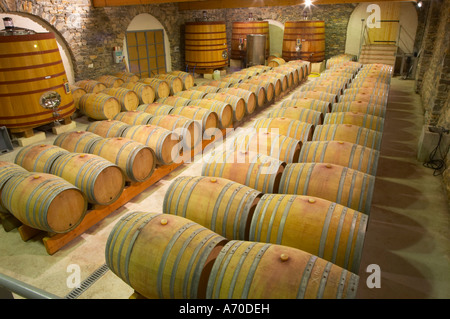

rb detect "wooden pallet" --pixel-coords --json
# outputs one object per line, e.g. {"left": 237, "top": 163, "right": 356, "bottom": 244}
{"left": 3, "top": 128, "right": 228, "bottom": 255}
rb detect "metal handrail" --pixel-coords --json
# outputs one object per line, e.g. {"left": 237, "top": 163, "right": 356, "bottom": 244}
{"left": 0, "top": 273, "right": 61, "bottom": 299}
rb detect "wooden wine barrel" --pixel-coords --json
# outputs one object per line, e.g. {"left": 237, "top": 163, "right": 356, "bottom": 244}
{"left": 282, "top": 21, "right": 325, "bottom": 62}
{"left": 51, "top": 153, "right": 125, "bottom": 205}
{"left": 291, "top": 90, "right": 338, "bottom": 104}
{"left": 253, "top": 117, "right": 314, "bottom": 143}
{"left": 263, "top": 71, "right": 289, "bottom": 92}
{"left": 114, "top": 72, "right": 139, "bottom": 83}
{"left": 267, "top": 106, "right": 323, "bottom": 126}
{"left": 218, "top": 87, "right": 257, "bottom": 115}
{"left": 206, "top": 240, "right": 359, "bottom": 299}
{"left": 232, "top": 131, "right": 302, "bottom": 163}
{"left": 312, "top": 124, "right": 382, "bottom": 150}
{"left": 245, "top": 79, "right": 275, "bottom": 102}
{"left": 148, "top": 114, "right": 202, "bottom": 150}
{"left": 102, "top": 87, "right": 140, "bottom": 112}
{"left": 231, "top": 20, "right": 269, "bottom": 60}
{"left": 331, "top": 101, "right": 387, "bottom": 118}
{"left": 250, "top": 194, "right": 368, "bottom": 273}
{"left": 344, "top": 87, "right": 389, "bottom": 98}
{"left": 96, "top": 75, "right": 124, "bottom": 88}
{"left": 0, "top": 162, "right": 29, "bottom": 213}
{"left": 339, "top": 92, "right": 388, "bottom": 107}
{"left": 175, "top": 90, "right": 207, "bottom": 100}
{"left": 231, "top": 83, "right": 266, "bottom": 108}
{"left": 75, "top": 80, "right": 106, "bottom": 93}
{"left": 163, "top": 176, "right": 262, "bottom": 240}
{"left": 250, "top": 75, "right": 282, "bottom": 97}
{"left": 267, "top": 57, "right": 286, "bottom": 68}
{"left": 153, "top": 74, "right": 183, "bottom": 95}
{"left": 1, "top": 173, "right": 87, "bottom": 233}
{"left": 121, "top": 82, "right": 155, "bottom": 105}
{"left": 316, "top": 75, "right": 352, "bottom": 88}
{"left": 15, "top": 144, "right": 68, "bottom": 173}
{"left": 281, "top": 98, "right": 331, "bottom": 114}
{"left": 170, "top": 105, "right": 219, "bottom": 134}
{"left": 53, "top": 131, "right": 103, "bottom": 153}
{"left": 297, "top": 82, "right": 344, "bottom": 96}
{"left": 190, "top": 85, "right": 220, "bottom": 93}
{"left": 349, "top": 81, "right": 389, "bottom": 91}
{"left": 78, "top": 93, "right": 121, "bottom": 120}
{"left": 137, "top": 103, "right": 174, "bottom": 116}
{"left": 138, "top": 78, "right": 170, "bottom": 99}
{"left": 157, "top": 96, "right": 191, "bottom": 107}
{"left": 202, "top": 150, "right": 286, "bottom": 193}
{"left": 287, "top": 59, "right": 311, "bottom": 76}
{"left": 70, "top": 85, "right": 87, "bottom": 109}
{"left": 170, "top": 70, "right": 194, "bottom": 90}
{"left": 299, "top": 140, "right": 380, "bottom": 175}
{"left": 121, "top": 124, "right": 181, "bottom": 166}
{"left": 0, "top": 32, "right": 76, "bottom": 130}
{"left": 185, "top": 21, "right": 228, "bottom": 72}
{"left": 324, "top": 112, "right": 385, "bottom": 132}
{"left": 86, "top": 119, "right": 131, "bottom": 138}
{"left": 188, "top": 99, "right": 233, "bottom": 129}
{"left": 90, "top": 137, "right": 156, "bottom": 183}
{"left": 204, "top": 93, "right": 245, "bottom": 122}
{"left": 113, "top": 110, "right": 153, "bottom": 126}
{"left": 208, "top": 80, "right": 233, "bottom": 88}
{"left": 105, "top": 211, "right": 228, "bottom": 299}
{"left": 271, "top": 66, "right": 297, "bottom": 87}
{"left": 279, "top": 162, "right": 375, "bottom": 214}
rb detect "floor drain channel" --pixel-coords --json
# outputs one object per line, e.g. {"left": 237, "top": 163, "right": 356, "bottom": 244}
{"left": 64, "top": 264, "right": 109, "bottom": 299}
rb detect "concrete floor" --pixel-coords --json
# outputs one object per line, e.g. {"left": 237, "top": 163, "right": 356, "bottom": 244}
{"left": 0, "top": 76, "right": 449, "bottom": 299}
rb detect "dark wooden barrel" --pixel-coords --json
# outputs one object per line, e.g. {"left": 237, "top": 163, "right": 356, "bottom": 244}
{"left": 282, "top": 21, "right": 325, "bottom": 63}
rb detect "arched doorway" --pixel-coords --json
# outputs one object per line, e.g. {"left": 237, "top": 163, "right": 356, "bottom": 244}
{"left": 0, "top": 12, "right": 75, "bottom": 83}
{"left": 123, "top": 13, "right": 172, "bottom": 77}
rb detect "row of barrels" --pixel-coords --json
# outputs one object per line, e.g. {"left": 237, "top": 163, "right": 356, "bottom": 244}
{"left": 103, "top": 59, "right": 392, "bottom": 299}
{"left": 70, "top": 71, "right": 195, "bottom": 121}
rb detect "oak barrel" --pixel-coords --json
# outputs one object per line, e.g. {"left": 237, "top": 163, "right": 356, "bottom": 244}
{"left": 231, "top": 21, "right": 269, "bottom": 60}
{"left": 102, "top": 87, "right": 140, "bottom": 111}
{"left": 312, "top": 124, "right": 383, "bottom": 150}
{"left": 253, "top": 117, "right": 314, "bottom": 143}
{"left": 15, "top": 144, "right": 68, "bottom": 173}
{"left": 188, "top": 99, "right": 233, "bottom": 129}
{"left": 267, "top": 106, "right": 323, "bottom": 126}
{"left": 86, "top": 119, "right": 131, "bottom": 138}
{"left": 113, "top": 110, "right": 154, "bottom": 126}
{"left": 53, "top": 131, "right": 103, "bottom": 153}
{"left": 121, "top": 82, "right": 155, "bottom": 105}
{"left": 78, "top": 93, "right": 121, "bottom": 120}
{"left": 0, "top": 162, "right": 29, "bottom": 213}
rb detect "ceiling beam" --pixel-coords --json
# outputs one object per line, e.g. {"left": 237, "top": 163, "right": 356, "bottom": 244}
{"left": 92, "top": 0, "right": 207, "bottom": 7}
{"left": 178, "top": 0, "right": 417, "bottom": 11}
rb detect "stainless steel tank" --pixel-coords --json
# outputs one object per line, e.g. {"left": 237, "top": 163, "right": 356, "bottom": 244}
{"left": 246, "top": 34, "right": 267, "bottom": 67}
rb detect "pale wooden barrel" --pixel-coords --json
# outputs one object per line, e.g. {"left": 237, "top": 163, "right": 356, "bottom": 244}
{"left": 113, "top": 110, "right": 154, "bottom": 126}
{"left": 331, "top": 101, "right": 387, "bottom": 118}
{"left": 204, "top": 93, "right": 246, "bottom": 122}
{"left": 170, "top": 71, "right": 194, "bottom": 90}
{"left": 267, "top": 57, "right": 286, "bottom": 68}
{"left": 291, "top": 90, "right": 338, "bottom": 104}
{"left": 231, "top": 83, "right": 266, "bottom": 108}
{"left": 344, "top": 87, "right": 389, "bottom": 98}
{"left": 121, "top": 82, "right": 155, "bottom": 105}
{"left": 174, "top": 90, "right": 207, "bottom": 100}
{"left": 53, "top": 131, "right": 103, "bottom": 153}
{"left": 78, "top": 93, "right": 121, "bottom": 120}
{"left": 207, "top": 240, "right": 359, "bottom": 299}
{"left": 163, "top": 176, "right": 262, "bottom": 240}
{"left": 138, "top": 78, "right": 170, "bottom": 99}
{"left": 312, "top": 124, "right": 383, "bottom": 150}
{"left": 249, "top": 75, "right": 282, "bottom": 97}
{"left": 299, "top": 140, "right": 379, "bottom": 175}
{"left": 244, "top": 79, "right": 275, "bottom": 102}
{"left": 324, "top": 112, "right": 385, "bottom": 132}
{"left": 137, "top": 103, "right": 174, "bottom": 116}
{"left": 190, "top": 85, "right": 221, "bottom": 93}
{"left": 281, "top": 97, "right": 331, "bottom": 114}
{"left": 297, "top": 82, "right": 343, "bottom": 96}
{"left": 170, "top": 105, "right": 219, "bottom": 134}
{"left": 96, "top": 75, "right": 124, "bottom": 88}
{"left": 102, "top": 87, "right": 140, "bottom": 111}
{"left": 115, "top": 72, "right": 139, "bottom": 83}
{"left": 202, "top": 150, "right": 286, "bottom": 193}
{"left": 51, "top": 153, "right": 125, "bottom": 205}
{"left": 188, "top": 99, "right": 233, "bottom": 129}
{"left": 70, "top": 85, "right": 87, "bottom": 109}
{"left": 218, "top": 87, "right": 257, "bottom": 115}
{"left": 1, "top": 172, "right": 87, "bottom": 233}
{"left": 0, "top": 162, "right": 29, "bottom": 213}
{"left": 263, "top": 71, "right": 290, "bottom": 92}
{"left": 267, "top": 106, "right": 323, "bottom": 126}
{"left": 121, "top": 124, "right": 181, "bottom": 166}
{"left": 86, "top": 119, "right": 131, "bottom": 138}
{"left": 148, "top": 114, "right": 202, "bottom": 150}
{"left": 153, "top": 74, "right": 183, "bottom": 95}
{"left": 253, "top": 117, "right": 314, "bottom": 143}
{"left": 157, "top": 96, "right": 191, "bottom": 107}
{"left": 90, "top": 137, "right": 156, "bottom": 183}
{"left": 338, "top": 92, "right": 388, "bottom": 107}
{"left": 105, "top": 211, "right": 227, "bottom": 299}
{"left": 231, "top": 131, "right": 302, "bottom": 163}
{"left": 287, "top": 59, "right": 311, "bottom": 76}
{"left": 250, "top": 194, "right": 367, "bottom": 273}
{"left": 279, "top": 162, "right": 375, "bottom": 214}
{"left": 75, "top": 80, "right": 106, "bottom": 93}
{"left": 14, "top": 144, "right": 69, "bottom": 173}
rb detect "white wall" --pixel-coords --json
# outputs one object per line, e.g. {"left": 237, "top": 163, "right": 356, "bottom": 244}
{"left": 123, "top": 13, "right": 172, "bottom": 73}
{"left": 267, "top": 19, "right": 284, "bottom": 57}
{"left": 0, "top": 13, "right": 75, "bottom": 84}
{"left": 345, "top": 2, "right": 418, "bottom": 56}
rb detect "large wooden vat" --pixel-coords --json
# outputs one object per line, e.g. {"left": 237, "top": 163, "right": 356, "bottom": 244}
{"left": 282, "top": 21, "right": 325, "bottom": 62}
{"left": 231, "top": 21, "right": 270, "bottom": 60}
{"left": 185, "top": 21, "right": 228, "bottom": 72}
{"left": 0, "top": 32, "right": 75, "bottom": 131}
